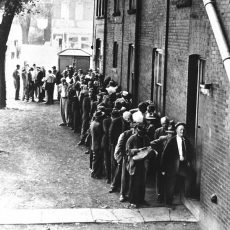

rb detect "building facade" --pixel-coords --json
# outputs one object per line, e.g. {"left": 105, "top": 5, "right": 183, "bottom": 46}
{"left": 52, "top": 0, "right": 94, "bottom": 52}
{"left": 93, "top": 0, "right": 230, "bottom": 230}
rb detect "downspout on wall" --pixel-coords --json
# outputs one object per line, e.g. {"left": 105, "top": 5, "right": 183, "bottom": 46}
{"left": 120, "top": 0, "right": 125, "bottom": 87}
{"left": 203, "top": 0, "right": 230, "bottom": 82}
{"left": 92, "top": 0, "right": 96, "bottom": 69}
{"left": 134, "top": 0, "right": 141, "bottom": 106}
{"left": 163, "top": 0, "right": 170, "bottom": 115}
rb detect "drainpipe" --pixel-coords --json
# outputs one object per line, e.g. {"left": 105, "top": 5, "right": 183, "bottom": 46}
{"left": 120, "top": 0, "right": 125, "bottom": 87}
{"left": 203, "top": 0, "right": 230, "bottom": 81}
{"left": 133, "top": 0, "right": 141, "bottom": 106}
{"left": 163, "top": 0, "right": 170, "bottom": 115}
{"left": 92, "top": 0, "right": 96, "bottom": 69}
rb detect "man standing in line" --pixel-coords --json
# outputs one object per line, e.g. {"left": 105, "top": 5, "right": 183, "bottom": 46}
{"left": 161, "top": 122, "right": 194, "bottom": 207}
{"left": 13, "top": 64, "right": 20, "bottom": 100}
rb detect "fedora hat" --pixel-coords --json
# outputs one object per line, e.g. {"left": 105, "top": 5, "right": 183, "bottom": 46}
{"left": 94, "top": 111, "right": 105, "bottom": 119}
{"left": 175, "top": 122, "right": 186, "bottom": 129}
{"left": 146, "top": 113, "right": 157, "bottom": 120}
{"left": 166, "top": 125, "right": 175, "bottom": 134}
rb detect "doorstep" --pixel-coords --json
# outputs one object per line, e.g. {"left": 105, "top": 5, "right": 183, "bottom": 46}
{"left": 183, "top": 197, "right": 201, "bottom": 221}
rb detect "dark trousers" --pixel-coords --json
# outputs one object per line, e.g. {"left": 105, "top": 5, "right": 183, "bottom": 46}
{"left": 46, "top": 83, "right": 54, "bottom": 104}
{"left": 38, "top": 86, "right": 45, "bottom": 102}
{"left": 14, "top": 80, "right": 20, "bottom": 100}
{"left": 165, "top": 162, "right": 193, "bottom": 204}
{"left": 128, "top": 160, "right": 146, "bottom": 205}
{"left": 72, "top": 100, "right": 81, "bottom": 132}
{"left": 111, "top": 162, "right": 122, "bottom": 190}
{"left": 120, "top": 157, "right": 129, "bottom": 196}
{"left": 91, "top": 150, "right": 103, "bottom": 178}
{"left": 110, "top": 144, "right": 116, "bottom": 182}
{"left": 80, "top": 117, "right": 90, "bottom": 142}
{"left": 103, "top": 145, "right": 111, "bottom": 181}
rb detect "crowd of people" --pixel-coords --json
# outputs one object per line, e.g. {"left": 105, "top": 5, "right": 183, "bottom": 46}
{"left": 57, "top": 65, "right": 195, "bottom": 209}
{"left": 13, "top": 63, "right": 195, "bottom": 209}
{"left": 12, "top": 63, "right": 61, "bottom": 104}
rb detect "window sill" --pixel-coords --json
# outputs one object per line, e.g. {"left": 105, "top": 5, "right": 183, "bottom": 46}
{"left": 112, "top": 11, "right": 121, "bottom": 17}
{"left": 127, "top": 9, "right": 136, "bottom": 15}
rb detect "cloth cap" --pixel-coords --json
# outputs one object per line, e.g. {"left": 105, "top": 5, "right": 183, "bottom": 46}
{"left": 123, "top": 111, "right": 132, "bottom": 122}
{"left": 132, "top": 111, "right": 144, "bottom": 123}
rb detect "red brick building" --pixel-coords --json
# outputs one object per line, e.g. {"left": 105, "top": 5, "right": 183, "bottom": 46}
{"left": 93, "top": 1, "right": 230, "bottom": 229}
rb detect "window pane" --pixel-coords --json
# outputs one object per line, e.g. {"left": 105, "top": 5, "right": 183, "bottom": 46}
{"left": 153, "top": 49, "right": 164, "bottom": 114}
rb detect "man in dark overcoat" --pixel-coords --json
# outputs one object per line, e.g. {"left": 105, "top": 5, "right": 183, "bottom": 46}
{"left": 109, "top": 109, "right": 123, "bottom": 185}
{"left": 90, "top": 111, "right": 104, "bottom": 178}
{"left": 126, "top": 124, "right": 150, "bottom": 208}
{"left": 13, "top": 64, "right": 20, "bottom": 100}
{"left": 161, "top": 122, "right": 194, "bottom": 206}
{"left": 101, "top": 113, "right": 112, "bottom": 183}
{"left": 78, "top": 89, "right": 91, "bottom": 145}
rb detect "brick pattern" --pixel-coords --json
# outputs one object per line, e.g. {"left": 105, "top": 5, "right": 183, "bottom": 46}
{"left": 95, "top": 0, "right": 230, "bottom": 229}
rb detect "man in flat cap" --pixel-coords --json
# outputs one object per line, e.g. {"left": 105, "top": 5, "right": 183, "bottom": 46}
{"left": 161, "top": 122, "right": 194, "bottom": 207}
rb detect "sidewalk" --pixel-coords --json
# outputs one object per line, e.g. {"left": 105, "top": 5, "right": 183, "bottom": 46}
{"left": 0, "top": 206, "right": 197, "bottom": 225}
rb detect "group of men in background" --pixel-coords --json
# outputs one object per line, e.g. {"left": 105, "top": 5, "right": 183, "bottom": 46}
{"left": 13, "top": 63, "right": 61, "bottom": 104}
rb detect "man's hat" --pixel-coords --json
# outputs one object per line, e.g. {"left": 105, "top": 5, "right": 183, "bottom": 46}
{"left": 52, "top": 66, "right": 56, "bottom": 69}
{"left": 175, "top": 122, "right": 186, "bottom": 129}
{"left": 166, "top": 125, "right": 175, "bottom": 134}
{"left": 94, "top": 111, "right": 105, "bottom": 119}
{"left": 136, "top": 123, "right": 146, "bottom": 133}
{"left": 111, "top": 109, "right": 120, "bottom": 118}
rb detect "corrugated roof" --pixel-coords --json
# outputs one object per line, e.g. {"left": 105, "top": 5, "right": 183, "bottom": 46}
{"left": 58, "top": 49, "right": 91, "bottom": 57}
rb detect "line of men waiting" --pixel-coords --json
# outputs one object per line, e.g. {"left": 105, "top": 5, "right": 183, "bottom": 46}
{"left": 58, "top": 69, "right": 195, "bottom": 209}
{"left": 13, "top": 63, "right": 64, "bottom": 104}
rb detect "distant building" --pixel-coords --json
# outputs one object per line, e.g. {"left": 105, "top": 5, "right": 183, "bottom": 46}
{"left": 93, "top": 1, "right": 230, "bottom": 230}
{"left": 51, "top": 0, "right": 94, "bottom": 53}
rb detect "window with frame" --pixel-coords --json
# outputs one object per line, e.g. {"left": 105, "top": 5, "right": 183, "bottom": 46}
{"left": 113, "top": 0, "right": 121, "bottom": 16}
{"left": 96, "top": 0, "right": 105, "bottom": 18}
{"left": 113, "top": 42, "right": 118, "bottom": 68}
{"left": 152, "top": 49, "right": 164, "bottom": 114}
{"left": 128, "top": 0, "right": 136, "bottom": 14}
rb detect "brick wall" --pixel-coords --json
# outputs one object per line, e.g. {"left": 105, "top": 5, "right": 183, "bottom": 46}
{"left": 193, "top": 1, "right": 230, "bottom": 230}
{"left": 105, "top": 0, "right": 123, "bottom": 83}
{"left": 137, "top": 0, "right": 166, "bottom": 103}
{"left": 102, "top": 1, "right": 230, "bottom": 229}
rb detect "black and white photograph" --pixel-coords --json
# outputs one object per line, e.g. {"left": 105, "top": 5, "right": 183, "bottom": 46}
{"left": 0, "top": 0, "right": 229, "bottom": 230}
